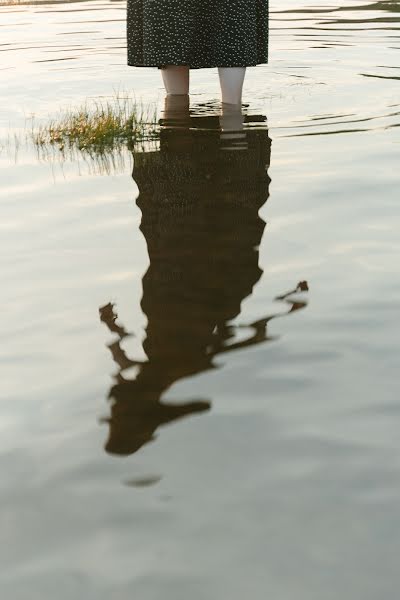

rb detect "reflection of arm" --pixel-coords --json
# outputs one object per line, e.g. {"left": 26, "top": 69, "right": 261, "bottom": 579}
{"left": 211, "top": 280, "right": 309, "bottom": 358}
{"left": 99, "top": 302, "right": 144, "bottom": 376}
{"left": 107, "top": 340, "right": 144, "bottom": 372}
{"left": 99, "top": 302, "right": 129, "bottom": 337}
{"left": 211, "top": 318, "right": 275, "bottom": 357}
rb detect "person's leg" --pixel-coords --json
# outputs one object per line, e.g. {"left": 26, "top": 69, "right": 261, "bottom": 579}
{"left": 218, "top": 67, "right": 246, "bottom": 105}
{"left": 160, "top": 65, "right": 190, "bottom": 95}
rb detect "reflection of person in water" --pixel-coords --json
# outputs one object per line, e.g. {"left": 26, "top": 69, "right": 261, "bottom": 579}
{"left": 100, "top": 96, "right": 308, "bottom": 456}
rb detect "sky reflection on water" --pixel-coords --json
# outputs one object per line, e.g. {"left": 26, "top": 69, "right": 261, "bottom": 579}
{"left": 0, "top": 1, "right": 400, "bottom": 599}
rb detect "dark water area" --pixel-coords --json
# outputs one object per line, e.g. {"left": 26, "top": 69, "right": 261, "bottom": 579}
{"left": 0, "top": 1, "right": 400, "bottom": 599}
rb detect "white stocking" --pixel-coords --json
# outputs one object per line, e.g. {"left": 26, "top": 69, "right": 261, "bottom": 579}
{"left": 218, "top": 67, "right": 246, "bottom": 105}
{"left": 160, "top": 65, "right": 190, "bottom": 95}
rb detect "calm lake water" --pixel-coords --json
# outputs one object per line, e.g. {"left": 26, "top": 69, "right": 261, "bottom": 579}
{"left": 1, "top": 1, "right": 400, "bottom": 598}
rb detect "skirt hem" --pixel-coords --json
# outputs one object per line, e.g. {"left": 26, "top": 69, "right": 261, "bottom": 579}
{"left": 128, "top": 61, "right": 268, "bottom": 70}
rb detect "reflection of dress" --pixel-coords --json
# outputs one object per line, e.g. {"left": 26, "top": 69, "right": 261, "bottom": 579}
{"left": 104, "top": 111, "right": 272, "bottom": 456}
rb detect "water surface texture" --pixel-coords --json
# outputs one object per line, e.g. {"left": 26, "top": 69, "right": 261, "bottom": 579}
{"left": 1, "top": 1, "right": 399, "bottom": 599}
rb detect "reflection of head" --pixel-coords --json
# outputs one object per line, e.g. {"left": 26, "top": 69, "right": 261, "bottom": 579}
{"left": 103, "top": 101, "right": 272, "bottom": 456}
{"left": 105, "top": 379, "right": 210, "bottom": 455}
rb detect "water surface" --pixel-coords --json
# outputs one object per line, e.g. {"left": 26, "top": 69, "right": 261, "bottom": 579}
{"left": 0, "top": 1, "right": 400, "bottom": 599}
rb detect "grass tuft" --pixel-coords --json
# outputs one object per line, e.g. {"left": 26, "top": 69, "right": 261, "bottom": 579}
{"left": 0, "top": 92, "right": 160, "bottom": 175}
{"left": 30, "top": 93, "right": 158, "bottom": 152}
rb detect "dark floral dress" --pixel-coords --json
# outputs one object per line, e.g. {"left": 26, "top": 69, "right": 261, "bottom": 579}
{"left": 127, "top": 0, "right": 269, "bottom": 69}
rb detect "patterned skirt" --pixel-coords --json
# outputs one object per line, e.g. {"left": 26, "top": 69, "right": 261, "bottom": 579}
{"left": 127, "top": 0, "right": 269, "bottom": 69}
